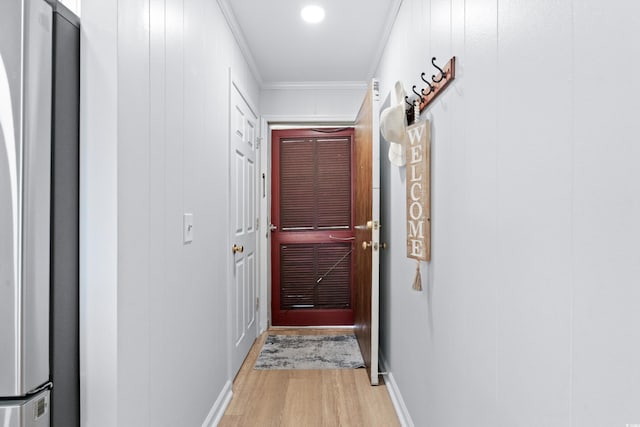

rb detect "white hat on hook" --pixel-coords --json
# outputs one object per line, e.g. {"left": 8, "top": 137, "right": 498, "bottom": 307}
{"left": 380, "top": 81, "right": 408, "bottom": 167}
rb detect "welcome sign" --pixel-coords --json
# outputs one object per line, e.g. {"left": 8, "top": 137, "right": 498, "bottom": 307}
{"left": 406, "top": 120, "right": 431, "bottom": 261}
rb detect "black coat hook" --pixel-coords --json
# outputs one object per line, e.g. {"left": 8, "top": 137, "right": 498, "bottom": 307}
{"left": 412, "top": 85, "right": 424, "bottom": 103}
{"left": 432, "top": 57, "right": 446, "bottom": 83}
{"left": 405, "top": 96, "right": 413, "bottom": 107}
{"left": 420, "top": 72, "right": 435, "bottom": 95}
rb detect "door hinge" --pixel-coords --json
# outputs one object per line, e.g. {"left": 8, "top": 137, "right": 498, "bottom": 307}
{"left": 256, "top": 217, "right": 260, "bottom": 230}
{"left": 256, "top": 297, "right": 260, "bottom": 311}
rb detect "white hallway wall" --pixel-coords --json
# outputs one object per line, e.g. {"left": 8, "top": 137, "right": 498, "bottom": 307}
{"left": 80, "top": 0, "right": 259, "bottom": 425}
{"left": 260, "top": 84, "right": 365, "bottom": 122}
{"left": 376, "top": 0, "right": 640, "bottom": 426}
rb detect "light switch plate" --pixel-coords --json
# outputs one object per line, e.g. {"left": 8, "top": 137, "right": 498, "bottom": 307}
{"left": 183, "top": 213, "right": 194, "bottom": 243}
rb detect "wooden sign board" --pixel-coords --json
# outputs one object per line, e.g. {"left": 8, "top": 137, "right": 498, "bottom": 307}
{"left": 406, "top": 120, "right": 431, "bottom": 261}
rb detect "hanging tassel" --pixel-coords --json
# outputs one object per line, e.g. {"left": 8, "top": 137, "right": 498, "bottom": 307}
{"left": 412, "top": 260, "right": 422, "bottom": 291}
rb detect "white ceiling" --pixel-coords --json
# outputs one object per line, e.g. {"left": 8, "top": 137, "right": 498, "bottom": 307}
{"left": 218, "top": 0, "right": 402, "bottom": 87}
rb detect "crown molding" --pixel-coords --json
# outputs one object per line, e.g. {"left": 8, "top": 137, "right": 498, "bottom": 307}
{"left": 366, "top": 0, "right": 404, "bottom": 80}
{"left": 216, "top": 0, "right": 264, "bottom": 86}
{"left": 261, "top": 81, "right": 368, "bottom": 91}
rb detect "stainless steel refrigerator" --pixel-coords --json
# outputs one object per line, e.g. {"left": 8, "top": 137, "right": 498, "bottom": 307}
{"left": 0, "top": 0, "right": 53, "bottom": 425}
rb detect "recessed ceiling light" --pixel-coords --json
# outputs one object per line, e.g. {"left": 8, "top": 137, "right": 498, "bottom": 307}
{"left": 301, "top": 5, "right": 325, "bottom": 24}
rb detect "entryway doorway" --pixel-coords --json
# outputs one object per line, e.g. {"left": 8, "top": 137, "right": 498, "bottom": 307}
{"left": 264, "top": 79, "right": 382, "bottom": 385}
{"left": 270, "top": 128, "right": 355, "bottom": 326}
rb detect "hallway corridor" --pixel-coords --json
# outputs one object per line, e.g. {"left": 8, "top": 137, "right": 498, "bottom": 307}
{"left": 219, "top": 329, "right": 400, "bottom": 426}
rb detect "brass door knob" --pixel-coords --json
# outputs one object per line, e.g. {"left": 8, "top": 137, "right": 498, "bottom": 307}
{"left": 380, "top": 242, "right": 388, "bottom": 249}
{"left": 362, "top": 241, "right": 372, "bottom": 250}
{"left": 232, "top": 244, "right": 244, "bottom": 254}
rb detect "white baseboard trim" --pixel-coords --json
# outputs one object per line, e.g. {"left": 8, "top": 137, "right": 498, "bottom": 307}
{"left": 380, "top": 354, "right": 414, "bottom": 427}
{"left": 202, "top": 380, "right": 233, "bottom": 427}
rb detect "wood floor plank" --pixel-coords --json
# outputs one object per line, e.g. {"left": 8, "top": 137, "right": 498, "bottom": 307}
{"left": 219, "top": 329, "right": 400, "bottom": 427}
{"left": 321, "top": 370, "right": 363, "bottom": 426}
{"left": 281, "top": 375, "right": 324, "bottom": 426}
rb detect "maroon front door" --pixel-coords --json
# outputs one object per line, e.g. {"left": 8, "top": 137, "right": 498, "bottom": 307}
{"left": 271, "top": 128, "right": 355, "bottom": 326}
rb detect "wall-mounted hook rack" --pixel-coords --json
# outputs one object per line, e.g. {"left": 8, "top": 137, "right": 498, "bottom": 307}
{"left": 417, "top": 56, "right": 456, "bottom": 113}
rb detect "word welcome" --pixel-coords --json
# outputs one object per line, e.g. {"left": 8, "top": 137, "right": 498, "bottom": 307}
{"left": 406, "top": 121, "right": 430, "bottom": 261}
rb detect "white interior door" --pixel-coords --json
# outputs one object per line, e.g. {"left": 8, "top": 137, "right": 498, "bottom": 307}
{"left": 230, "top": 80, "right": 258, "bottom": 377}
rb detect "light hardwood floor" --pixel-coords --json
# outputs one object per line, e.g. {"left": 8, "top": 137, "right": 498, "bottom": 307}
{"left": 219, "top": 328, "right": 400, "bottom": 427}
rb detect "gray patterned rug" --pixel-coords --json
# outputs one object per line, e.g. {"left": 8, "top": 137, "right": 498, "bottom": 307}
{"left": 254, "top": 334, "right": 365, "bottom": 370}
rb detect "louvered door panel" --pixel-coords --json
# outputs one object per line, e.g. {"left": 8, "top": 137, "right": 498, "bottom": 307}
{"left": 316, "top": 244, "right": 351, "bottom": 308}
{"left": 280, "top": 139, "right": 314, "bottom": 230}
{"left": 317, "top": 138, "right": 351, "bottom": 229}
{"left": 280, "top": 245, "right": 315, "bottom": 308}
{"left": 280, "top": 243, "right": 351, "bottom": 310}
